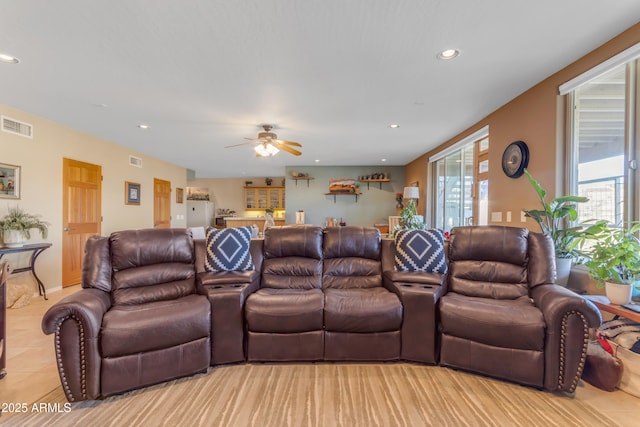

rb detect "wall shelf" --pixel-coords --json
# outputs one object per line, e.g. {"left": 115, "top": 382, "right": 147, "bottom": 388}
{"left": 290, "top": 176, "right": 314, "bottom": 187}
{"left": 325, "top": 192, "right": 359, "bottom": 203}
{"left": 358, "top": 178, "right": 391, "bottom": 190}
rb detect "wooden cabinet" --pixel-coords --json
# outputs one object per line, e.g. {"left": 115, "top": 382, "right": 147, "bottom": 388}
{"left": 244, "top": 187, "right": 285, "bottom": 211}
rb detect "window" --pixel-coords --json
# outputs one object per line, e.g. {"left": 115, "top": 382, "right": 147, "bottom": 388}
{"left": 564, "top": 45, "right": 640, "bottom": 225}
{"left": 430, "top": 127, "right": 489, "bottom": 232}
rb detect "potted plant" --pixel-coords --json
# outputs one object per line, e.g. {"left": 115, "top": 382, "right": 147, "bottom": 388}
{"left": 579, "top": 220, "right": 640, "bottom": 305}
{"left": 0, "top": 205, "right": 49, "bottom": 248}
{"left": 392, "top": 198, "right": 426, "bottom": 236}
{"left": 522, "top": 169, "right": 588, "bottom": 285}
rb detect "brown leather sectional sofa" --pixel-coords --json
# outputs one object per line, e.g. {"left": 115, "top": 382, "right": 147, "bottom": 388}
{"left": 42, "top": 225, "right": 601, "bottom": 402}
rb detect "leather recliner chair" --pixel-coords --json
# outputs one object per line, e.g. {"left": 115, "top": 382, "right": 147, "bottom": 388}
{"left": 323, "top": 226, "right": 402, "bottom": 361}
{"left": 42, "top": 228, "right": 211, "bottom": 401}
{"left": 439, "top": 226, "right": 601, "bottom": 392}
{"left": 244, "top": 225, "right": 325, "bottom": 361}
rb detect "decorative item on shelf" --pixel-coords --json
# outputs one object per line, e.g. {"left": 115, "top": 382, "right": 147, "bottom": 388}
{"left": 523, "top": 169, "right": 589, "bottom": 286}
{"left": 245, "top": 181, "right": 253, "bottom": 186}
{"left": 265, "top": 177, "right": 272, "bottom": 186}
{"left": 339, "top": 218, "right": 346, "bottom": 226}
{"left": 578, "top": 220, "right": 640, "bottom": 305}
{"left": 0, "top": 206, "right": 49, "bottom": 248}
{"left": 176, "top": 188, "right": 184, "bottom": 204}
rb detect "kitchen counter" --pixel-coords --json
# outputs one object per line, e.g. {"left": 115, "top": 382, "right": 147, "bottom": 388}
{"left": 224, "top": 217, "right": 285, "bottom": 232}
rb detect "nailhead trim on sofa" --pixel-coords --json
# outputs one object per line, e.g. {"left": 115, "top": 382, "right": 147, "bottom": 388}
{"left": 54, "top": 314, "right": 86, "bottom": 402}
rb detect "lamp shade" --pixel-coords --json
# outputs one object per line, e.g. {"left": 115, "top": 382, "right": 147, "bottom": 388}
{"left": 403, "top": 186, "right": 419, "bottom": 199}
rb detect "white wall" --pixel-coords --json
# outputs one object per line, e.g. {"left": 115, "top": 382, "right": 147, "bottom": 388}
{"left": 0, "top": 105, "right": 187, "bottom": 293}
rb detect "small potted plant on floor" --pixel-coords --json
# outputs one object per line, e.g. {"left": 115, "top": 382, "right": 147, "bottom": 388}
{"left": 0, "top": 206, "right": 49, "bottom": 248}
{"left": 579, "top": 220, "right": 640, "bottom": 305}
{"left": 523, "top": 169, "right": 589, "bottom": 285}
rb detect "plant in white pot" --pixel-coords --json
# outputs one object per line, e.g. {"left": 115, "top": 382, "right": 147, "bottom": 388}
{"left": 579, "top": 220, "right": 640, "bottom": 305}
{"left": 0, "top": 206, "right": 49, "bottom": 248}
{"left": 522, "top": 169, "right": 589, "bottom": 285}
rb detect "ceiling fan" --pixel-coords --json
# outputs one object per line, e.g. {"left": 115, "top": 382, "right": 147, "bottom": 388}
{"left": 225, "top": 124, "right": 302, "bottom": 157}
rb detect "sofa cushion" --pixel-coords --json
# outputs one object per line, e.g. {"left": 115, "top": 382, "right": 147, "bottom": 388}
{"left": 263, "top": 225, "right": 323, "bottom": 259}
{"left": 246, "top": 288, "right": 324, "bottom": 333}
{"left": 439, "top": 292, "right": 545, "bottom": 351}
{"left": 110, "top": 228, "right": 194, "bottom": 270}
{"left": 101, "top": 294, "right": 210, "bottom": 357}
{"left": 205, "top": 226, "right": 254, "bottom": 272}
{"left": 394, "top": 229, "right": 447, "bottom": 273}
{"left": 324, "top": 288, "right": 402, "bottom": 333}
{"left": 323, "top": 226, "right": 380, "bottom": 260}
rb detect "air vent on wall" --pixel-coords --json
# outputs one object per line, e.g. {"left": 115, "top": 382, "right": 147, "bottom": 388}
{"left": 1, "top": 116, "right": 33, "bottom": 138}
{"left": 129, "top": 155, "right": 143, "bottom": 168}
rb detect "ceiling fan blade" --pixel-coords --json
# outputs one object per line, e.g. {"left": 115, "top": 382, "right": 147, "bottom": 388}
{"left": 224, "top": 142, "right": 256, "bottom": 148}
{"left": 276, "top": 139, "right": 302, "bottom": 147}
{"left": 278, "top": 144, "right": 302, "bottom": 156}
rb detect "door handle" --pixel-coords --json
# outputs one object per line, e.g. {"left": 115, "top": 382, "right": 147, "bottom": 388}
{"left": 63, "top": 227, "right": 76, "bottom": 232}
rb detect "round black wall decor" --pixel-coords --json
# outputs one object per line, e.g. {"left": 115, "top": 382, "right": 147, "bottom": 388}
{"left": 501, "top": 140, "right": 529, "bottom": 178}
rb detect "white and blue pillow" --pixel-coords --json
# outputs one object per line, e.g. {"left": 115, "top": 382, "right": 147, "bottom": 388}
{"left": 205, "top": 227, "right": 254, "bottom": 272}
{"left": 394, "top": 229, "right": 447, "bottom": 273}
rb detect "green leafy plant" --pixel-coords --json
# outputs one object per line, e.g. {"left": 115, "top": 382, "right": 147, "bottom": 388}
{"left": 265, "top": 207, "right": 274, "bottom": 214}
{"left": 392, "top": 199, "right": 426, "bottom": 235}
{"left": 579, "top": 220, "right": 640, "bottom": 285}
{"left": 523, "top": 169, "right": 588, "bottom": 258}
{"left": 0, "top": 205, "right": 49, "bottom": 239}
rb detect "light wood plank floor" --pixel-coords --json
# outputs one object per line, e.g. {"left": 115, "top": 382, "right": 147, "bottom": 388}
{"left": 1, "top": 286, "right": 639, "bottom": 426}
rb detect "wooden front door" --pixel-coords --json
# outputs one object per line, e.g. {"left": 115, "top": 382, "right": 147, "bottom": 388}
{"left": 62, "top": 158, "right": 102, "bottom": 287}
{"left": 154, "top": 178, "right": 171, "bottom": 228}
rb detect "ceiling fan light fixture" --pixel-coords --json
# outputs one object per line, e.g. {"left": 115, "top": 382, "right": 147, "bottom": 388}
{"left": 255, "top": 142, "right": 279, "bottom": 157}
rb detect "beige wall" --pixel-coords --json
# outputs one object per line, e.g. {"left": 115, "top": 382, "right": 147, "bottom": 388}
{"left": 0, "top": 105, "right": 187, "bottom": 293}
{"left": 407, "top": 22, "right": 640, "bottom": 228}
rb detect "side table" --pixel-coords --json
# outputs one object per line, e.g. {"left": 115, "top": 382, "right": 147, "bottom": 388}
{"left": 584, "top": 295, "right": 640, "bottom": 323}
{"left": 0, "top": 243, "right": 52, "bottom": 300}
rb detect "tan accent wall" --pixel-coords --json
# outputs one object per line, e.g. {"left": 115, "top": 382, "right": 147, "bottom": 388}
{"left": 406, "top": 22, "right": 640, "bottom": 228}
{"left": 0, "top": 105, "right": 187, "bottom": 292}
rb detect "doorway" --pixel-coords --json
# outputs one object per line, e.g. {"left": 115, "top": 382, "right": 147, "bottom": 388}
{"left": 62, "top": 158, "right": 102, "bottom": 286}
{"left": 154, "top": 178, "right": 171, "bottom": 228}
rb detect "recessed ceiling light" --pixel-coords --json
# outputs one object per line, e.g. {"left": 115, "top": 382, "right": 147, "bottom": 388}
{"left": 0, "top": 53, "right": 20, "bottom": 64}
{"left": 314, "top": 159, "right": 320, "bottom": 163}
{"left": 437, "top": 49, "right": 460, "bottom": 60}
{"left": 138, "top": 124, "right": 150, "bottom": 129}
{"left": 381, "top": 159, "right": 387, "bottom": 162}
{"left": 388, "top": 124, "right": 400, "bottom": 129}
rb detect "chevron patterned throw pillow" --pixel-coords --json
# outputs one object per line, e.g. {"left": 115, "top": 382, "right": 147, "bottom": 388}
{"left": 205, "top": 226, "right": 254, "bottom": 272}
{"left": 394, "top": 229, "right": 447, "bottom": 273}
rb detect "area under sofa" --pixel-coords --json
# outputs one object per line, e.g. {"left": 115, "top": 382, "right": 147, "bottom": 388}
{"left": 42, "top": 225, "right": 601, "bottom": 402}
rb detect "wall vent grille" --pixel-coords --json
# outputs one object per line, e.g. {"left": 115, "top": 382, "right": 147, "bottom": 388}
{"left": 1, "top": 116, "right": 33, "bottom": 138}
{"left": 129, "top": 155, "right": 143, "bottom": 168}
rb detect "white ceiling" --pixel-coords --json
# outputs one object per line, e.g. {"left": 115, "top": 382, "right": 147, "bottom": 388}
{"left": 2, "top": 1, "right": 639, "bottom": 178}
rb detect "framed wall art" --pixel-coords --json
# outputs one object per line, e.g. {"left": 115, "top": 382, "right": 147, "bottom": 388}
{"left": 125, "top": 181, "right": 141, "bottom": 205}
{"left": 176, "top": 187, "right": 184, "bottom": 204}
{"left": 0, "top": 163, "right": 20, "bottom": 199}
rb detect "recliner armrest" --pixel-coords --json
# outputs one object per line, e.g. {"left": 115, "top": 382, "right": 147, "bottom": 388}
{"left": 530, "top": 284, "right": 602, "bottom": 393}
{"left": 41, "top": 289, "right": 111, "bottom": 401}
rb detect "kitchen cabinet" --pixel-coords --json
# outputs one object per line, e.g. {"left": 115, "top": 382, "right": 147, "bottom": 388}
{"left": 244, "top": 187, "right": 285, "bottom": 211}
